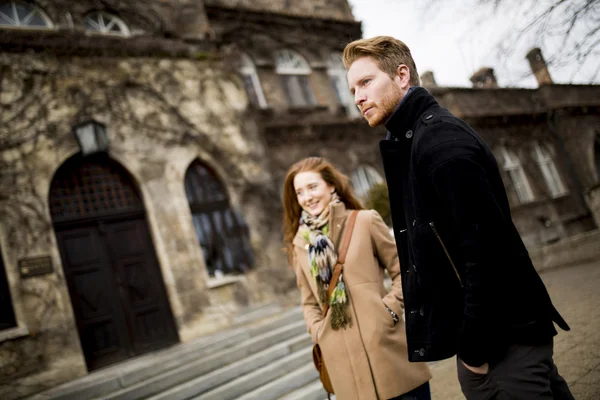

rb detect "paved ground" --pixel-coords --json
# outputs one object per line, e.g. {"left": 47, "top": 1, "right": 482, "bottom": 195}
{"left": 429, "top": 260, "right": 600, "bottom": 400}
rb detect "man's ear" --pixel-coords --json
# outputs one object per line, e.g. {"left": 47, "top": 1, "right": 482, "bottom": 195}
{"left": 395, "top": 64, "right": 411, "bottom": 89}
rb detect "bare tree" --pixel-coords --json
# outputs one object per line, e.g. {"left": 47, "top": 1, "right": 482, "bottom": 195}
{"left": 493, "top": 0, "right": 599, "bottom": 81}
{"left": 424, "top": 0, "right": 600, "bottom": 83}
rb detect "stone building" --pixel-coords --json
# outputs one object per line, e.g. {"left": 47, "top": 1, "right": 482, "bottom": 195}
{"left": 0, "top": 0, "right": 599, "bottom": 398}
{"left": 424, "top": 61, "right": 600, "bottom": 249}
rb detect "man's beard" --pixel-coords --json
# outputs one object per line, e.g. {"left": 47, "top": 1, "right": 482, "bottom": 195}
{"left": 365, "top": 88, "right": 404, "bottom": 127}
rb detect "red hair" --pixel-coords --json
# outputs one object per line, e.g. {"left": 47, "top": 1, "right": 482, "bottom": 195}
{"left": 282, "top": 157, "right": 363, "bottom": 264}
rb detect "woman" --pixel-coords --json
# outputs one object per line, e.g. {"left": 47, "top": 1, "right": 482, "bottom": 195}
{"left": 282, "top": 157, "right": 432, "bottom": 400}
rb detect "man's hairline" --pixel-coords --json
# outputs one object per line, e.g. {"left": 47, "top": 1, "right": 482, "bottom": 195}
{"left": 346, "top": 55, "right": 412, "bottom": 85}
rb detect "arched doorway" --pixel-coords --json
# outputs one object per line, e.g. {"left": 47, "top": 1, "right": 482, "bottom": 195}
{"left": 184, "top": 160, "right": 254, "bottom": 278}
{"left": 49, "top": 155, "right": 177, "bottom": 371}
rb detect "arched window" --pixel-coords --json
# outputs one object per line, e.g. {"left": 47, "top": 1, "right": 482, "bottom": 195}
{"left": 84, "top": 11, "right": 130, "bottom": 37}
{"left": 499, "top": 146, "right": 534, "bottom": 204}
{"left": 239, "top": 53, "right": 267, "bottom": 109}
{"left": 351, "top": 165, "right": 384, "bottom": 199}
{"left": 275, "top": 49, "right": 316, "bottom": 107}
{"left": 533, "top": 142, "right": 567, "bottom": 198}
{"left": 0, "top": 1, "right": 52, "bottom": 29}
{"left": 184, "top": 161, "right": 254, "bottom": 278}
{"left": 327, "top": 52, "right": 360, "bottom": 117}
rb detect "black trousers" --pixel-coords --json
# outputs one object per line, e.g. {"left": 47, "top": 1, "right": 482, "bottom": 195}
{"left": 457, "top": 340, "right": 574, "bottom": 400}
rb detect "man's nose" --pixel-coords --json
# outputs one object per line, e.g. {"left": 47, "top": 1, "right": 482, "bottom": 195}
{"left": 355, "top": 90, "right": 366, "bottom": 106}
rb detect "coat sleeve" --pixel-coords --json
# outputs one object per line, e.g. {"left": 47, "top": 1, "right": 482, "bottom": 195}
{"left": 369, "top": 210, "right": 405, "bottom": 318}
{"left": 292, "top": 251, "right": 325, "bottom": 344}
{"left": 425, "top": 148, "right": 505, "bottom": 368}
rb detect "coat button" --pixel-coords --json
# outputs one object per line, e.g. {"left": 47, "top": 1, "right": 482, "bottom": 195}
{"left": 420, "top": 307, "right": 425, "bottom": 316}
{"left": 419, "top": 348, "right": 426, "bottom": 357}
{"left": 405, "top": 130, "right": 413, "bottom": 139}
{"left": 412, "top": 219, "right": 416, "bottom": 226}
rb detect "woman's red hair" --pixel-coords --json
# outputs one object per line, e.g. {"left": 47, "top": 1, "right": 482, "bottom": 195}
{"left": 282, "top": 157, "right": 363, "bottom": 264}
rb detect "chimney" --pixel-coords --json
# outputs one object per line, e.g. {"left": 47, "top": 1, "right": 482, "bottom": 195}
{"left": 420, "top": 71, "right": 437, "bottom": 88}
{"left": 470, "top": 67, "right": 498, "bottom": 88}
{"left": 526, "top": 47, "right": 553, "bottom": 86}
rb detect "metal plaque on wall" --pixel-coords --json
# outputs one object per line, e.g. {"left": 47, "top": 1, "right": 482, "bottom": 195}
{"left": 19, "top": 256, "right": 54, "bottom": 278}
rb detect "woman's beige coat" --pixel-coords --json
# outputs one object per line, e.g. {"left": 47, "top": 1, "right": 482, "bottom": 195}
{"left": 293, "top": 203, "right": 431, "bottom": 400}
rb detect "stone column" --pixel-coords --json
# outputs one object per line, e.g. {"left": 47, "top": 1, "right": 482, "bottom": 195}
{"left": 421, "top": 71, "right": 438, "bottom": 89}
{"left": 470, "top": 67, "right": 499, "bottom": 88}
{"left": 526, "top": 48, "right": 553, "bottom": 86}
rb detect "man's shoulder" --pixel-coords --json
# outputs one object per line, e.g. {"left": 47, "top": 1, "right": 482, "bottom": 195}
{"left": 413, "top": 110, "right": 483, "bottom": 169}
{"left": 414, "top": 111, "right": 476, "bottom": 150}
{"left": 415, "top": 106, "right": 466, "bottom": 132}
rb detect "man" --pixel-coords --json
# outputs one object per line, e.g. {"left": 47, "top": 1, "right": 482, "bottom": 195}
{"left": 344, "top": 36, "right": 574, "bottom": 399}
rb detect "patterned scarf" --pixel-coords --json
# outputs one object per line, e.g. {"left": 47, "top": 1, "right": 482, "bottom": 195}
{"left": 299, "top": 193, "right": 351, "bottom": 330}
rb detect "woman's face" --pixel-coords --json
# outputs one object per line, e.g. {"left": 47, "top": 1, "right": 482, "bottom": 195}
{"left": 293, "top": 171, "right": 335, "bottom": 217}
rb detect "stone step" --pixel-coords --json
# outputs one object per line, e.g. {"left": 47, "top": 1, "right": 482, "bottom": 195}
{"left": 100, "top": 321, "right": 309, "bottom": 400}
{"left": 236, "top": 363, "right": 319, "bottom": 400}
{"left": 190, "top": 346, "right": 314, "bottom": 400}
{"left": 144, "top": 333, "right": 311, "bottom": 400}
{"left": 30, "top": 306, "right": 304, "bottom": 400}
{"left": 278, "top": 380, "right": 331, "bottom": 400}
{"left": 231, "top": 302, "right": 284, "bottom": 325}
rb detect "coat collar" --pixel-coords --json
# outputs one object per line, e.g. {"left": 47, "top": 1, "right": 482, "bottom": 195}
{"left": 328, "top": 202, "right": 350, "bottom": 248}
{"left": 384, "top": 86, "right": 438, "bottom": 142}
{"left": 292, "top": 202, "right": 350, "bottom": 249}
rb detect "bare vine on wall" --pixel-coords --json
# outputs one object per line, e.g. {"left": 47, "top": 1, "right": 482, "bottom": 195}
{"left": 0, "top": 60, "right": 55, "bottom": 251}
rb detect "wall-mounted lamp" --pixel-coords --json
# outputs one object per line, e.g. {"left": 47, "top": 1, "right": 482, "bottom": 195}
{"left": 73, "top": 120, "right": 109, "bottom": 156}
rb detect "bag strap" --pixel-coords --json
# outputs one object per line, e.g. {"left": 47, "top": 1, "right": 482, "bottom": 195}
{"left": 321, "top": 210, "right": 358, "bottom": 318}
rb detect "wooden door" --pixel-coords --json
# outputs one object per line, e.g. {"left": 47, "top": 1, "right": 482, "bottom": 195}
{"left": 102, "top": 219, "right": 178, "bottom": 355}
{"left": 56, "top": 224, "right": 132, "bottom": 370}
{"left": 50, "top": 155, "right": 178, "bottom": 371}
{"left": 56, "top": 217, "right": 178, "bottom": 371}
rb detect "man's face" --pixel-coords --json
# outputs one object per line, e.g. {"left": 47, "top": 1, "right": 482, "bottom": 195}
{"left": 347, "top": 57, "right": 407, "bottom": 127}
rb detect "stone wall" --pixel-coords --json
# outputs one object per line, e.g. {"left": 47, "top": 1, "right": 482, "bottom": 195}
{"left": 530, "top": 229, "right": 600, "bottom": 273}
{"left": 263, "top": 119, "right": 386, "bottom": 189}
{"left": 0, "top": 51, "right": 291, "bottom": 398}
{"left": 205, "top": 0, "right": 355, "bottom": 21}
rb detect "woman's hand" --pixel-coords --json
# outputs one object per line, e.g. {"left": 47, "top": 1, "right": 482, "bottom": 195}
{"left": 312, "top": 319, "right": 325, "bottom": 343}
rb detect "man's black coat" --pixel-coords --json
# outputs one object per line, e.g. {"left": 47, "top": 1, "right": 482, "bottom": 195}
{"left": 379, "top": 87, "right": 569, "bottom": 367}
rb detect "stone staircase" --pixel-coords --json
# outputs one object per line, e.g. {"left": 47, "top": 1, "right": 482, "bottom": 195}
{"left": 27, "top": 306, "right": 330, "bottom": 400}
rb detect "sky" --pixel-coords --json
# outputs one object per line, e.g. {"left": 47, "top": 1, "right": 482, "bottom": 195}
{"left": 346, "top": 0, "right": 600, "bottom": 88}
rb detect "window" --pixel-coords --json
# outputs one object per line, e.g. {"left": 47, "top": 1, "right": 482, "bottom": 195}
{"left": 0, "top": 244, "right": 17, "bottom": 330}
{"left": 239, "top": 53, "right": 267, "bottom": 109}
{"left": 327, "top": 53, "right": 360, "bottom": 117}
{"left": 185, "top": 161, "right": 254, "bottom": 278}
{"left": 84, "top": 12, "right": 130, "bottom": 37}
{"left": 533, "top": 142, "right": 567, "bottom": 198}
{"left": 275, "top": 49, "right": 316, "bottom": 107}
{"left": 0, "top": 1, "right": 52, "bottom": 29}
{"left": 499, "top": 147, "right": 534, "bottom": 204}
{"left": 351, "top": 165, "right": 384, "bottom": 199}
